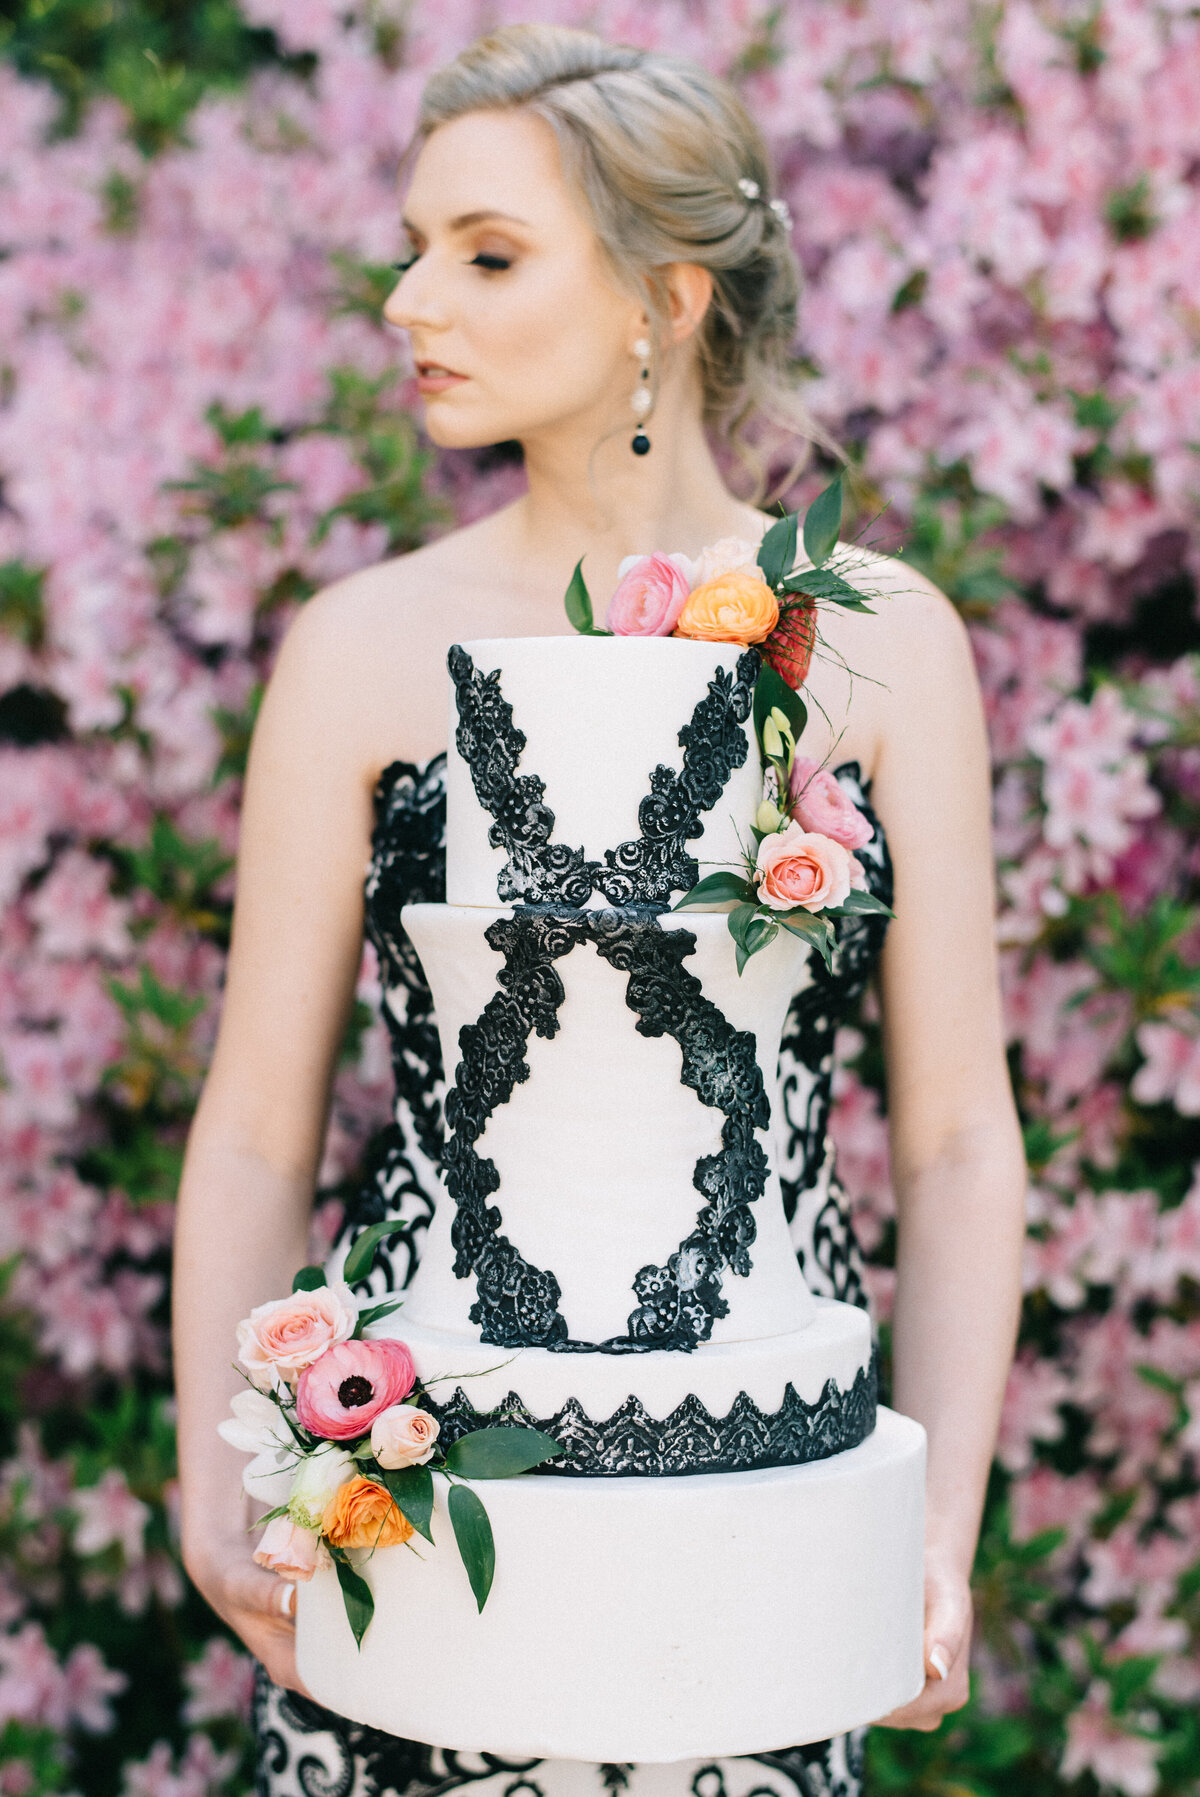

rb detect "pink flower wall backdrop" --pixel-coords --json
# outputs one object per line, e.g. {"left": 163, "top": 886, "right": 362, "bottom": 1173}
{"left": 1, "top": 2, "right": 1198, "bottom": 1792}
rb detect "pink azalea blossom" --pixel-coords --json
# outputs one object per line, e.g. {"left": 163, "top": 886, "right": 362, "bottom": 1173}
{"left": 180, "top": 1639, "right": 255, "bottom": 1725}
{"left": 1061, "top": 1682, "right": 1162, "bottom": 1797}
{"left": 72, "top": 1468, "right": 150, "bottom": 1561}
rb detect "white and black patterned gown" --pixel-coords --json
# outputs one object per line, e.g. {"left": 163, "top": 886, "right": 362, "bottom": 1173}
{"left": 253, "top": 749, "right": 894, "bottom": 1797}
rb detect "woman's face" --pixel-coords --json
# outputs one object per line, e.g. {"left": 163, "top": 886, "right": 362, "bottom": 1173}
{"left": 384, "top": 109, "right": 647, "bottom": 451}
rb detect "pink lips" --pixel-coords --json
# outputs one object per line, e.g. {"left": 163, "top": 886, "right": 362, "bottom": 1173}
{"left": 416, "top": 364, "right": 468, "bottom": 392}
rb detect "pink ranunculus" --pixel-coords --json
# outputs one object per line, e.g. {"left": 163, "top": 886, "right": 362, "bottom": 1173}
{"left": 605, "top": 553, "right": 692, "bottom": 636}
{"left": 788, "top": 758, "right": 874, "bottom": 850}
{"left": 252, "top": 1514, "right": 323, "bottom": 1583}
{"left": 236, "top": 1284, "right": 358, "bottom": 1391}
{"left": 295, "top": 1338, "right": 416, "bottom": 1441}
{"left": 755, "top": 824, "right": 853, "bottom": 913}
{"left": 370, "top": 1404, "right": 440, "bottom": 1470}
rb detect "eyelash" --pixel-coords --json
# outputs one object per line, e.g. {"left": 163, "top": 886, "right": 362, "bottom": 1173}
{"left": 390, "top": 252, "right": 512, "bottom": 273}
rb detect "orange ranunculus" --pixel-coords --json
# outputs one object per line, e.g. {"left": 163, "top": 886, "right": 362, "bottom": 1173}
{"left": 673, "top": 569, "right": 780, "bottom": 645}
{"left": 321, "top": 1476, "right": 414, "bottom": 1551}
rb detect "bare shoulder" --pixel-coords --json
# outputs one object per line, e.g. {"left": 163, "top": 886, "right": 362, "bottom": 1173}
{"left": 839, "top": 545, "right": 972, "bottom": 668}
{"left": 276, "top": 525, "right": 476, "bottom": 667}
{"left": 262, "top": 520, "right": 495, "bottom": 773}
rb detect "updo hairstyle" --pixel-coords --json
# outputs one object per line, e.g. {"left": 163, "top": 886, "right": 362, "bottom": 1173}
{"left": 409, "top": 22, "right": 839, "bottom": 508}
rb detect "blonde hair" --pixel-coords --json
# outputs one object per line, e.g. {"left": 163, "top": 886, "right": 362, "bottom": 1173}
{"left": 409, "top": 22, "right": 841, "bottom": 509}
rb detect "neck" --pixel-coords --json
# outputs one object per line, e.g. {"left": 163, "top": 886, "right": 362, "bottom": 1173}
{"left": 490, "top": 373, "right": 769, "bottom": 609}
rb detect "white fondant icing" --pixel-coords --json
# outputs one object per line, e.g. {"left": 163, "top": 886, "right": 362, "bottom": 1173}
{"left": 295, "top": 1406, "right": 927, "bottom": 1761}
{"left": 445, "top": 637, "right": 763, "bottom": 909}
{"left": 400, "top": 904, "right": 816, "bottom": 1345}
{"left": 379, "top": 1296, "right": 872, "bottom": 1422}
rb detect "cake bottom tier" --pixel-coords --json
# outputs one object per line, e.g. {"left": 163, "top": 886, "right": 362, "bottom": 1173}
{"left": 295, "top": 1405, "right": 926, "bottom": 1763}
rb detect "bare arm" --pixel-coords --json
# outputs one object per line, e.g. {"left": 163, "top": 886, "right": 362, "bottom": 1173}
{"left": 864, "top": 572, "right": 1026, "bottom": 1728}
{"left": 171, "top": 589, "right": 382, "bottom": 1688}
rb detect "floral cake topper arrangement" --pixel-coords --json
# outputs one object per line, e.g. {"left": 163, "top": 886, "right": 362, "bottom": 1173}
{"left": 563, "top": 476, "right": 894, "bottom": 971}
{"left": 220, "top": 1223, "right": 562, "bottom": 1646}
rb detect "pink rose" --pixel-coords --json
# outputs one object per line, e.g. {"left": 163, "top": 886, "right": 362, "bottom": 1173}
{"left": 787, "top": 758, "right": 873, "bottom": 850}
{"left": 370, "top": 1404, "right": 441, "bottom": 1469}
{"left": 606, "top": 553, "right": 692, "bottom": 636}
{"left": 755, "top": 823, "right": 852, "bottom": 913}
{"left": 236, "top": 1284, "right": 358, "bottom": 1391}
{"left": 253, "top": 1514, "right": 325, "bottom": 1582}
{"left": 295, "top": 1338, "right": 416, "bottom": 1441}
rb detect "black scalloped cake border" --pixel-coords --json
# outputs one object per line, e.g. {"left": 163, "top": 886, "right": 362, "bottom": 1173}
{"left": 421, "top": 1348, "right": 878, "bottom": 1477}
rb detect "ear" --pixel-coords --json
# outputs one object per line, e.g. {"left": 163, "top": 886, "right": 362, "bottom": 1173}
{"left": 663, "top": 263, "right": 714, "bottom": 345}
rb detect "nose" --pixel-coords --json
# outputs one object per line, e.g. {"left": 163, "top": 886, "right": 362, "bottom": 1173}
{"left": 383, "top": 261, "right": 445, "bottom": 335}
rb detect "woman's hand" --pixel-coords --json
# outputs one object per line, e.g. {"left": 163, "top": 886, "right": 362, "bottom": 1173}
{"left": 874, "top": 1553, "right": 973, "bottom": 1732}
{"left": 184, "top": 1527, "right": 312, "bottom": 1697}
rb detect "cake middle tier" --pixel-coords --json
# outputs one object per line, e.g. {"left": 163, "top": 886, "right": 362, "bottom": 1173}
{"left": 400, "top": 901, "right": 817, "bottom": 1350}
{"left": 376, "top": 1298, "right": 876, "bottom": 1477}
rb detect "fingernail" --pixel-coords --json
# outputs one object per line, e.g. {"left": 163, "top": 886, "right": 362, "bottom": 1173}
{"left": 929, "top": 1646, "right": 949, "bottom": 1680}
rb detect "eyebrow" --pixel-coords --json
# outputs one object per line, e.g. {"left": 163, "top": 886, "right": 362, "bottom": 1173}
{"left": 401, "top": 210, "right": 533, "bottom": 234}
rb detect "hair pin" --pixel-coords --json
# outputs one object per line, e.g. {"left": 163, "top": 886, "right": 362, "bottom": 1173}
{"left": 736, "top": 176, "right": 793, "bottom": 233}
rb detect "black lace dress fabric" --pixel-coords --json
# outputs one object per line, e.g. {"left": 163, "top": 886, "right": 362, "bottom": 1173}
{"left": 254, "top": 752, "right": 893, "bottom": 1797}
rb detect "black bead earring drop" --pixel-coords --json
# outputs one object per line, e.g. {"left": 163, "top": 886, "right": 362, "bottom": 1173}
{"left": 631, "top": 335, "right": 652, "bottom": 455}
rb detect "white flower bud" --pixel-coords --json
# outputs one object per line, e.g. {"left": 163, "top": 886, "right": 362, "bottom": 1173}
{"left": 762, "top": 716, "right": 784, "bottom": 759}
{"left": 769, "top": 706, "right": 796, "bottom": 746}
{"left": 756, "top": 799, "right": 785, "bottom": 833}
{"left": 287, "top": 1445, "right": 356, "bottom": 1532}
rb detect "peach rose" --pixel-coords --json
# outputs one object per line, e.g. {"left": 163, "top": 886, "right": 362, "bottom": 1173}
{"left": 321, "top": 1476, "right": 414, "bottom": 1551}
{"left": 755, "top": 823, "right": 852, "bottom": 913}
{"left": 673, "top": 569, "right": 780, "bottom": 645}
{"left": 237, "top": 1284, "right": 358, "bottom": 1391}
{"left": 788, "top": 758, "right": 873, "bottom": 850}
{"left": 370, "top": 1404, "right": 441, "bottom": 1470}
{"left": 253, "top": 1514, "right": 326, "bottom": 1582}
{"left": 606, "top": 552, "right": 692, "bottom": 636}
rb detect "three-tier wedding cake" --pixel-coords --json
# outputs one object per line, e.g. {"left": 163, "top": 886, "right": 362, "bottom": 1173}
{"left": 296, "top": 634, "right": 926, "bottom": 1760}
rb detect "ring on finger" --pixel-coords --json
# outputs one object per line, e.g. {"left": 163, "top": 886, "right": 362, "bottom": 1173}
{"left": 278, "top": 1581, "right": 297, "bottom": 1619}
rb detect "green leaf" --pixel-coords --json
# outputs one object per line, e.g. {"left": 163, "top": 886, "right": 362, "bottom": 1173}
{"left": 726, "top": 903, "right": 778, "bottom": 974}
{"left": 802, "top": 476, "right": 843, "bottom": 568}
{"left": 753, "top": 662, "right": 807, "bottom": 758}
{"left": 380, "top": 1464, "right": 435, "bottom": 1542}
{"left": 727, "top": 902, "right": 760, "bottom": 949}
{"left": 355, "top": 1297, "right": 405, "bottom": 1331}
{"left": 673, "top": 871, "right": 755, "bottom": 909}
{"left": 444, "top": 1426, "right": 564, "bottom": 1479}
{"left": 780, "top": 913, "right": 836, "bottom": 970}
{"left": 780, "top": 567, "right": 876, "bottom": 611}
{"left": 834, "top": 890, "right": 894, "bottom": 917}
{"left": 755, "top": 508, "right": 799, "bottom": 589}
{"left": 332, "top": 1549, "right": 374, "bottom": 1648}
{"left": 564, "top": 558, "right": 595, "bottom": 634}
{"left": 343, "top": 1219, "right": 407, "bottom": 1286}
{"left": 448, "top": 1482, "right": 495, "bottom": 1611}
{"left": 292, "top": 1266, "right": 327, "bottom": 1293}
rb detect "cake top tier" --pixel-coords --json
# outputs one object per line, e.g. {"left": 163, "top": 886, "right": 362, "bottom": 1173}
{"left": 445, "top": 635, "right": 763, "bottom": 910}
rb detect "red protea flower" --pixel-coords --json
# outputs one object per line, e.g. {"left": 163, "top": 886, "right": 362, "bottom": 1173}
{"left": 762, "top": 598, "right": 817, "bottom": 690}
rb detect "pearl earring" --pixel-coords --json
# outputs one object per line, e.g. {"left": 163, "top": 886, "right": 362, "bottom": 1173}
{"left": 631, "top": 335, "right": 652, "bottom": 456}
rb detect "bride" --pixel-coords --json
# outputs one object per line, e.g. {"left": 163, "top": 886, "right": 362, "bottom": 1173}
{"left": 172, "top": 22, "right": 1026, "bottom": 1797}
